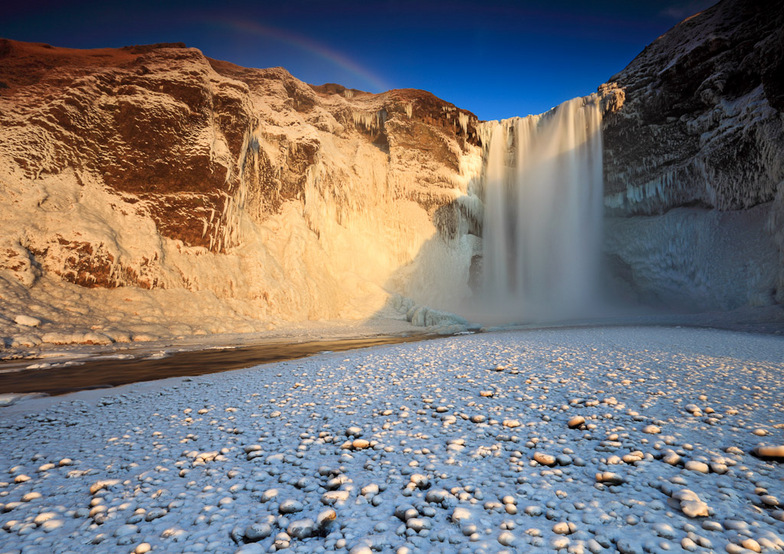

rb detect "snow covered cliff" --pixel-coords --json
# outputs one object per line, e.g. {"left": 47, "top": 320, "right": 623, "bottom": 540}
{"left": 0, "top": 40, "right": 482, "bottom": 346}
{"left": 600, "top": 0, "right": 784, "bottom": 309}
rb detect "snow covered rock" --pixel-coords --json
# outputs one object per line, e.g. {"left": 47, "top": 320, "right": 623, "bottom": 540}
{"left": 600, "top": 0, "right": 784, "bottom": 307}
{"left": 0, "top": 39, "right": 482, "bottom": 343}
{"left": 13, "top": 314, "right": 41, "bottom": 327}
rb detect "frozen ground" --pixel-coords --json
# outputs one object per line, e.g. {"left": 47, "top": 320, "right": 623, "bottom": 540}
{"left": 0, "top": 327, "right": 783, "bottom": 554}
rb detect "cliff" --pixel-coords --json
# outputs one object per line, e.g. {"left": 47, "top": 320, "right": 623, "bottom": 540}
{"left": 600, "top": 0, "right": 784, "bottom": 309}
{"left": 2, "top": 0, "right": 783, "bottom": 350}
{"left": 0, "top": 39, "right": 482, "bottom": 347}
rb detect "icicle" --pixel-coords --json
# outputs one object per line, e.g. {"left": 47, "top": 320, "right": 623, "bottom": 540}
{"left": 458, "top": 112, "right": 470, "bottom": 135}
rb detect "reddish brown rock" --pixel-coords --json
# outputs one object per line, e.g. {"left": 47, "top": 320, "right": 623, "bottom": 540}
{"left": 0, "top": 39, "right": 482, "bottom": 340}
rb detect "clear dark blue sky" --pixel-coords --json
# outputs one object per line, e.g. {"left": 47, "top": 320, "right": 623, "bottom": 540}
{"left": 1, "top": 0, "right": 715, "bottom": 120}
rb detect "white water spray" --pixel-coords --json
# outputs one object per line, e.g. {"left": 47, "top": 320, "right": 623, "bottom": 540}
{"left": 480, "top": 94, "right": 604, "bottom": 321}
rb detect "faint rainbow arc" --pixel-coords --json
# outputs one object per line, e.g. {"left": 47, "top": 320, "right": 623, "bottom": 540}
{"left": 216, "top": 18, "right": 390, "bottom": 92}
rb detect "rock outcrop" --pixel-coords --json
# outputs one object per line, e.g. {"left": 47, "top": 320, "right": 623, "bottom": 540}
{"left": 0, "top": 39, "right": 482, "bottom": 345}
{"left": 600, "top": 0, "right": 784, "bottom": 308}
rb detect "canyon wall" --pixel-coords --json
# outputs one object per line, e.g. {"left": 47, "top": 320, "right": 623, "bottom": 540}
{"left": 0, "top": 40, "right": 482, "bottom": 345}
{"left": 600, "top": 0, "right": 784, "bottom": 309}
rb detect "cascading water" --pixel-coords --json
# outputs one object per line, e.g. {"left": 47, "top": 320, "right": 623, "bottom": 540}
{"left": 480, "top": 94, "right": 604, "bottom": 321}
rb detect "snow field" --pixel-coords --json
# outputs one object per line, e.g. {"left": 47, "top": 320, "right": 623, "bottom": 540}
{"left": 0, "top": 327, "right": 783, "bottom": 553}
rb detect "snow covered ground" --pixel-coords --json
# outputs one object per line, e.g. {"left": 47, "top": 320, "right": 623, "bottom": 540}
{"left": 1, "top": 327, "right": 783, "bottom": 554}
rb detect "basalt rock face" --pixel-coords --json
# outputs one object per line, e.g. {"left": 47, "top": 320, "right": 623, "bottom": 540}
{"left": 600, "top": 0, "right": 784, "bottom": 308}
{"left": 0, "top": 39, "right": 481, "bottom": 343}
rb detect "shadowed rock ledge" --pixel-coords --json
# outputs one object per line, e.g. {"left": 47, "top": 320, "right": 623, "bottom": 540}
{"left": 599, "top": 0, "right": 784, "bottom": 308}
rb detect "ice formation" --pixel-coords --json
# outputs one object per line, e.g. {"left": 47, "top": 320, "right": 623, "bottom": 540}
{"left": 479, "top": 95, "right": 604, "bottom": 321}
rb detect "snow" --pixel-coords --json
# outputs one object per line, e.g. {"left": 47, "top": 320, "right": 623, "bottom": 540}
{"left": 604, "top": 203, "right": 779, "bottom": 311}
{"left": 1, "top": 326, "right": 783, "bottom": 553}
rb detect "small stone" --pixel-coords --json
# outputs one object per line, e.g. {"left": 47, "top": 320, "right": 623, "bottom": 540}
{"left": 245, "top": 523, "right": 273, "bottom": 542}
{"left": 361, "top": 483, "right": 379, "bottom": 496}
{"left": 321, "top": 490, "right": 350, "bottom": 505}
{"left": 352, "top": 439, "right": 370, "bottom": 450}
{"left": 41, "top": 519, "right": 64, "bottom": 532}
{"left": 752, "top": 445, "right": 784, "bottom": 460}
{"left": 685, "top": 461, "right": 710, "bottom": 474}
{"left": 662, "top": 450, "right": 682, "bottom": 466}
{"left": 317, "top": 509, "right": 337, "bottom": 529}
{"left": 114, "top": 524, "right": 138, "bottom": 537}
{"left": 410, "top": 474, "right": 430, "bottom": 490}
{"left": 652, "top": 523, "right": 676, "bottom": 539}
{"left": 145, "top": 508, "right": 167, "bottom": 521}
{"left": 90, "top": 479, "right": 120, "bottom": 495}
{"left": 406, "top": 518, "right": 431, "bottom": 532}
{"left": 595, "top": 472, "right": 624, "bottom": 485}
{"left": 498, "top": 531, "right": 516, "bottom": 546}
{"left": 287, "top": 518, "right": 316, "bottom": 539}
{"left": 533, "top": 452, "right": 556, "bottom": 466}
{"left": 642, "top": 425, "right": 661, "bottom": 435}
{"left": 394, "top": 504, "right": 416, "bottom": 521}
{"left": 425, "top": 489, "right": 448, "bottom": 504}
{"left": 681, "top": 537, "right": 698, "bottom": 551}
{"left": 741, "top": 538, "right": 762, "bottom": 553}
{"left": 451, "top": 507, "right": 472, "bottom": 523}
{"left": 568, "top": 416, "right": 585, "bottom": 429}
{"left": 552, "top": 521, "right": 576, "bottom": 535}
{"left": 702, "top": 521, "right": 723, "bottom": 532}
{"left": 279, "top": 499, "right": 304, "bottom": 514}
{"left": 673, "top": 490, "right": 710, "bottom": 518}
{"left": 14, "top": 315, "right": 41, "bottom": 327}
{"left": 33, "top": 512, "right": 58, "bottom": 525}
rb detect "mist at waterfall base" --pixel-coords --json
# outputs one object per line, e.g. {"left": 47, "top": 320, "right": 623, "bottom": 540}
{"left": 467, "top": 95, "right": 606, "bottom": 325}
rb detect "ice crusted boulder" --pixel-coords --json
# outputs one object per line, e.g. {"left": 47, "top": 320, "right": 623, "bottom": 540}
{"left": 390, "top": 294, "right": 472, "bottom": 333}
{"left": 599, "top": 0, "right": 784, "bottom": 307}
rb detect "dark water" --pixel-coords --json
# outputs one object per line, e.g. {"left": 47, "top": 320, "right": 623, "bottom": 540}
{"left": 0, "top": 335, "right": 431, "bottom": 396}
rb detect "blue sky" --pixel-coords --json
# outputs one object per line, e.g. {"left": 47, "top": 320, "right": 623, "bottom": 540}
{"left": 1, "top": 0, "right": 716, "bottom": 120}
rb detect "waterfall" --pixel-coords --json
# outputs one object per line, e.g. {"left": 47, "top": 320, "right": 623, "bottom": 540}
{"left": 480, "top": 94, "right": 603, "bottom": 321}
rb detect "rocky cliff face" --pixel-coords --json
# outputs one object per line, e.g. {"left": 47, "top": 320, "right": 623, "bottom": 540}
{"left": 600, "top": 0, "right": 784, "bottom": 309}
{"left": 0, "top": 39, "right": 482, "bottom": 346}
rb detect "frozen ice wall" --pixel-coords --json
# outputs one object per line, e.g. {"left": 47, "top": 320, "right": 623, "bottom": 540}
{"left": 480, "top": 95, "right": 604, "bottom": 321}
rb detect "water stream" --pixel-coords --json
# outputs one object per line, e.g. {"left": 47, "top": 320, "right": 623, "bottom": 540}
{"left": 480, "top": 94, "right": 604, "bottom": 321}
